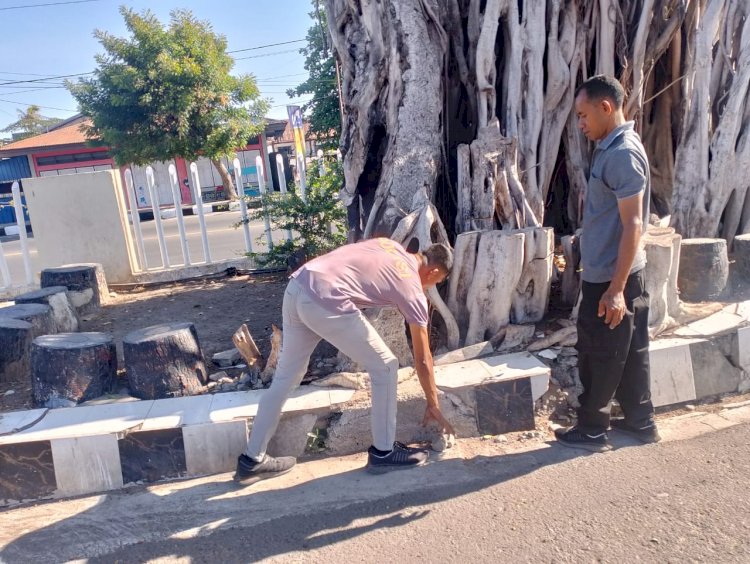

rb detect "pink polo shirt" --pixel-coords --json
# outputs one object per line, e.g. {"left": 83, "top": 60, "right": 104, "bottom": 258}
{"left": 291, "top": 238, "right": 429, "bottom": 327}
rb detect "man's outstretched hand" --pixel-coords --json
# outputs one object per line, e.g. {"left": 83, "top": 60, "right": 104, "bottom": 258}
{"left": 422, "top": 404, "right": 456, "bottom": 435}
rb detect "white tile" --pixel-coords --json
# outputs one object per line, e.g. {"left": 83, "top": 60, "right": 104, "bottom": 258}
{"left": 209, "top": 390, "right": 264, "bottom": 422}
{"left": 51, "top": 434, "right": 123, "bottom": 496}
{"left": 434, "top": 359, "right": 495, "bottom": 389}
{"left": 328, "top": 388, "right": 356, "bottom": 405}
{"left": 673, "top": 311, "right": 744, "bottom": 337}
{"left": 648, "top": 341, "right": 697, "bottom": 407}
{"left": 183, "top": 421, "right": 247, "bottom": 476}
{"left": 435, "top": 352, "right": 550, "bottom": 392}
{"left": 281, "top": 387, "right": 334, "bottom": 412}
{"left": 0, "top": 400, "right": 154, "bottom": 445}
{"left": 140, "top": 395, "right": 214, "bottom": 431}
{"left": 738, "top": 326, "right": 750, "bottom": 372}
{"left": 0, "top": 408, "right": 48, "bottom": 438}
{"left": 724, "top": 299, "right": 750, "bottom": 321}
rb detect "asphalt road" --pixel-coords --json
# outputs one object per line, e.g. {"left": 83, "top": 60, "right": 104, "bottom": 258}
{"left": 1, "top": 417, "right": 748, "bottom": 563}
{"left": 0, "top": 210, "right": 290, "bottom": 286}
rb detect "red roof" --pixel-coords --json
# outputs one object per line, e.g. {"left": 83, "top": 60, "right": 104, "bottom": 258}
{"left": 0, "top": 118, "right": 93, "bottom": 153}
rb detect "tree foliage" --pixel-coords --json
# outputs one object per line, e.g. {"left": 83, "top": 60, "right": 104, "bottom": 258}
{"left": 68, "top": 7, "right": 268, "bottom": 200}
{"left": 288, "top": 0, "right": 340, "bottom": 146}
{"left": 2, "top": 105, "right": 62, "bottom": 139}
{"left": 246, "top": 160, "right": 346, "bottom": 268}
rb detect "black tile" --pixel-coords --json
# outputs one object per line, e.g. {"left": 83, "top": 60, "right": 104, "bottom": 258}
{"left": 476, "top": 377, "right": 535, "bottom": 435}
{"left": 0, "top": 441, "right": 56, "bottom": 500}
{"left": 118, "top": 429, "right": 186, "bottom": 484}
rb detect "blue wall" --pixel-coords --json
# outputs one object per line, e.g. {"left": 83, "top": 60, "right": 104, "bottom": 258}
{"left": 0, "top": 155, "right": 31, "bottom": 183}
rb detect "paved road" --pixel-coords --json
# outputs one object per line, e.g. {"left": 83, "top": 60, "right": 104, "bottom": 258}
{"left": 0, "top": 210, "right": 290, "bottom": 286}
{"left": 1, "top": 409, "right": 748, "bottom": 563}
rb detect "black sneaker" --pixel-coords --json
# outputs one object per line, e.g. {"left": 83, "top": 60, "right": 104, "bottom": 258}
{"left": 610, "top": 418, "right": 661, "bottom": 444}
{"left": 555, "top": 426, "right": 612, "bottom": 453}
{"left": 365, "top": 442, "right": 429, "bottom": 474}
{"left": 233, "top": 453, "right": 296, "bottom": 485}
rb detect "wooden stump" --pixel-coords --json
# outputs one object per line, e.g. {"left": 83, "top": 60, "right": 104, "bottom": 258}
{"left": 511, "top": 227, "right": 554, "bottom": 324}
{"left": 677, "top": 238, "right": 729, "bottom": 301}
{"left": 31, "top": 332, "right": 116, "bottom": 407}
{"left": 0, "top": 318, "right": 33, "bottom": 382}
{"left": 14, "top": 286, "right": 79, "bottom": 332}
{"left": 123, "top": 322, "right": 207, "bottom": 400}
{"left": 560, "top": 231, "right": 581, "bottom": 307}
{"left": 643, "top": 226, "right": 682, "bottom": 336}
{"left": 0, "top": 303, "right": 55, "bottom": 337}
{"left": 732, "top": 233, "right": 750, "bottom": 287}
{"left": 40, "top": 263, "right": 108, "bottom": 315}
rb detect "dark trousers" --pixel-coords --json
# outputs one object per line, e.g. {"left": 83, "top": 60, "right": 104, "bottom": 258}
{"left": 576, "top": 270, "right": 655, "bottom": 433}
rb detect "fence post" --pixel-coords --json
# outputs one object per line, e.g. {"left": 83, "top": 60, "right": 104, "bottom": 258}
{"left": 297, "top": 154, "right": 307, "bottom": 203}
{"left": 0, "top": 239, "right": 11, "bottom": 288}
{"left": 317, "top": 149, "right": 325, "bottom": 177}
{"left": 11, "top": 181, "right": 33, "bottom": 285}
{"left": 189, "top": 163, "right": 212, "bottom": 264}
{"left": 233, "top": 158, "right": 253, "bottom": 255}
{"left": 276, "top": 154, "right": 293, "bottom": 242}
{"left": 124, "top": 170, "right": 148, "bottom": 271}
{"left": 168, "top": 164, "right": 191, "bottom": 266}
{"left": 146, "top": 166, "right": 170, "bottom": 268}
{"left": 255, "top": 156, "right": 274, "bottom": 251}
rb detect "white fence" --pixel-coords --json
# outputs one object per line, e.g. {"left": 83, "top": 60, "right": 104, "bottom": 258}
{"left": 0, "top": 181, "right": 34, "bottom": 294}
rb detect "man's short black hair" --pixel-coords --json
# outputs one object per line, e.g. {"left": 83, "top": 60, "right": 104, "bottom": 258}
{"left": 575, "top": 75, "right": 625, "bottom": 109}
{"left": 423, "top": 243, "right": 453, "bottom": 275}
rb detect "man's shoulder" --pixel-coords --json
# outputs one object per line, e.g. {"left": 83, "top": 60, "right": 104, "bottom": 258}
{"left": 601, "top": 135, "right": 649, "bottom": 172}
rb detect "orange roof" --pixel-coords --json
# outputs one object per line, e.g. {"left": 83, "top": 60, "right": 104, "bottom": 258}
{"left": 0, "top": 118, "right": 94, "bottom": 152}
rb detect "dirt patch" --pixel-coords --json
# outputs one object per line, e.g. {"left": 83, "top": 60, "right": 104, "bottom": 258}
{"left": 1, "top": 272, "right": 295, "bottom": 412}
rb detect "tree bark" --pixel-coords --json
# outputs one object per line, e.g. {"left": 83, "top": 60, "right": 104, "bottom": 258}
{"left": 0, "top": 319, "right": 33, "bottom": 383}
{"left": 211, "top": 158, "right": 239, "bottom": 201}
{"left": 677, "top": 238, "right": 729, "bottom": 301}
{"left": 40, "top": 263, "right": 108, "bottom": 315}
{"left": 14, "top": 286, "right": 79, "bottom": 333}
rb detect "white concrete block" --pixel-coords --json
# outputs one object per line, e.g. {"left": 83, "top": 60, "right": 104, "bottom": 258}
{"left": 0, "top": 400, "right": 154, "bottom": 445}
{"left": 4, "top": 225, "right": 20, "bottom": 236}
{"left": 160, "top": 208, "right": 177, "bottom": 219}
{"left": 51, "top": 434, "right": 123, "bottom": 496}
{"left": 191, "top": 204, "right": 213, "bottom": 214}
{"left": 140, "top": 395, "right": 214, "bottom": 431}
{"left": 0, "top": 408, "right": 48, "bottom": 437}
{"left": 183, "top": 421, "right": 247, "bottom": 476}
{"left": 209, "top": 390, "right": 264, "bottom": 422}
{"left": 673, "top": 311, "right": 744, "bottom": 337}
{"left": 738, "top": 326, "right": 750, "bottom": 373}
{"left": 648, "top": 338, "right": 699, "bottom": 407}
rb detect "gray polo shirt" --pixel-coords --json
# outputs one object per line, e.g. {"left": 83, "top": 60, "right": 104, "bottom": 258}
{"left": 580, "top": 121, "right": 650, "bottom": 283}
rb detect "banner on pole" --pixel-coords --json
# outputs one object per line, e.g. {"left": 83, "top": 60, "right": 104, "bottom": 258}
{"left": 286, "top": 105, "right": 307, "bottom": 169}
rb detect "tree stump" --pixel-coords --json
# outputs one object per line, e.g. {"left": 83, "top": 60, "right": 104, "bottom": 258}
{"left": 31, "top": 332, "right": 117, "bottom": 407}
{"left": 14, "top": 286, "right": 79, "bottom": 332}
{"left": 511, "top": 227, "right": 554, "bottom": 324}
{"left": 123, "top": 322, "right": 208, "bottom": 400}
{"left": 40, "top": 263, "right": 108, "bottom": 315}
{"left": 560, "top": 231, "right": 581, "bottom": 307}
{"left": 732, "top": 233, "right": 750, "bottom": 288}
{"left": 0, "top": 319, "right": 33, "bottom": 382}
{"left": 643, "top": 226, "right": 682, "bottom": 336}
{"left": 677, "top": 238, "right": 729, "bottom": 301}
{"left": 0, "top": 303, "right": 55, "bottom": 337}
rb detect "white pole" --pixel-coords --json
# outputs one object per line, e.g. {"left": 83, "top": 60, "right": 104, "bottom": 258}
{"left": 11, "top": 181, "right": 33, "bottom": 285}
{"left": 336, "top": 148, "right": 342, "bottom": 162}
{"left": 297, "top": 154, "right": 307, "bottom": 203}
{"left": 124, "top": 170, "right": 148, "bottom": 271}
{"left": 317, "top": 149, "right": 325, "bottom": 177}
{"left": 168, "top": 164, "right": 191, "bottom": 266}
{"left": 276, "top": 154, "right": 293, "bottom": 242}
{"left": 146, "top": 166, "right": 170, "bottom": 268}
{"left": 190, "top": 163, "right": 212, "bottom": 263}
{"left": 233, "top": 158, "right": 253, "bottom": 254}
{"left": 255, "top": 155, "right": 274, "bottom": 250}
{"left": 0, "top": 239, "right": 11, "bottom": 288}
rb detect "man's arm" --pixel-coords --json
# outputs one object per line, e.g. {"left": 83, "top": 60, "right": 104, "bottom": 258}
{"left": 409, "top": 323, "right": 456, "bottom": 434}
{"left": 599, "top": 192, "right": 643, "bottom": 329}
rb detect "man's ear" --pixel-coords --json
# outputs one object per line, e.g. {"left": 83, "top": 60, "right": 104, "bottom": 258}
{"left": 601, "top": 99, "right": 614, "bottom": 115}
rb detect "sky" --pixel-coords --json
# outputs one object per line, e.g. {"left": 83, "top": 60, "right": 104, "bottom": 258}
{"left": 0, "top": 0, "right": 314, "bottom": 132}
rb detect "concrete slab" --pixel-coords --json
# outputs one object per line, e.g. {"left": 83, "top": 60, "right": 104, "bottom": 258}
{"left": 140, "top": 395, "right": 214, "bottom": 431}
{"left": 690, "top": 335, "right": 743, "bottom": 398}
{"left": 209, "top": 390, "right": 264, "bottom": 422}
{"left": 51, "top": 435, "right": 123, "bottom": 496}
{"left": 648, "top": 338, "right": 698, "bottom": 407}
{"left": 183, "top": 421, "right": 247, "bottom": 477}
{"left": 674, "top": 310, "right": 745, "bottom": 337}
{"left": 0, "top": 408, "right": 48, "bottom": 436}
{"left": 738, "top": 326, "right": 750, "bottom": 372}
{"left": 0, "top": 401, "right": 154, "bottom": 445}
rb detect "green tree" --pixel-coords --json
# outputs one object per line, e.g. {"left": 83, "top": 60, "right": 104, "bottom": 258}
{"left": 287, "top": 0, "right": 341, "bottom": 146}
{"left": 245, "top": 160, "right": 346, "bottom": 268}
{"left": 2, "top": 105, "right": 62, "bottom": 139}
{"left": 68, "top": 8, "right": 268, "bottom": 200}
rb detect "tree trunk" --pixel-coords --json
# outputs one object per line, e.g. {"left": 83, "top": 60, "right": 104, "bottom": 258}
{"left": 0, "top": 303, "right": 55, "bottom": 337}
{"left": 31, "top": 332, "right": 116, "bottom": 407}
{"left": 40, "top": 263, "right": 108, "bottom": 315}
{"left": 0, "top": 319, "right": 33, "bottom": 383}
{"left": 123, "top": 322, "right": 208, "bottom": 399}
{"left": 732, "top": 233, "right": 750, "bottom": 287}
{"left": 677, "top": 238, "right": 729, "bottom": 301}
{"left": 14, "top": 286, "right": 79, "bottom": 333}
{"left": 642, "top": 226, "right": 682, "bottom": 336}
{"left": 212, "top": 158, "right": 238, "bottom": 201}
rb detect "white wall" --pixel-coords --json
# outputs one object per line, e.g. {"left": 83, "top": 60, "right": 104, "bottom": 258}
{"left": 23, "top": 170, "right": 138, "bottom": 283}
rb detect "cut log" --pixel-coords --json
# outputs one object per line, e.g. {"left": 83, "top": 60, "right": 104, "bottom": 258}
{"left": 677, "top": 238, "right": 729, "bottom": 301}
{"left": 527, "top": 326, "right": 577, "bottom": 352}
{"left": 643, "top": 226, "right": 682, "bottom": 336}
{"left": 337, "top": 307, "right": 414, "bottom": 372}
{"left": 40, "top": 263, "right": 108, "bottom": 315}
{"left": 446, "top": 230, "right": 482, "bottom": 345}
{"left": 732, "top": 233, "right": 750, "bottom": 286}
{"left": 0, "top": 303, "right": 55, "bottom": 337}
{"left": 511, "top": 226, "right": 554, "bottom": 324}
{"left": 560, "top": 231, "right": 581, "bottom": 307}
{"left": 489, "top": 324, "right": 536, "bottom": 351}
{"left": 232, "top": 323, "right": 262, "bottom": 368}
{"left": 261, "top": 324, "right": 282, "bottom": 384}
{"left": 31, "top": 332, "right": 116, "bottom": 407}
{"left": 14, "top": 286, "right": 79, "bottom": 332}
{"left": 0, "top": 318, "right": 33, "bottom": 383}
{"left": 464, "top": 231, "right": 526, "bottom": 346}
{"left": 123, "top": 322, "right": 208, "bottom": 400}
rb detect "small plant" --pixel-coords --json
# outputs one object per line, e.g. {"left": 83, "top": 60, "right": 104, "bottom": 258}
{"left": 243, "top": 159, "right": 347, "bottom": 268}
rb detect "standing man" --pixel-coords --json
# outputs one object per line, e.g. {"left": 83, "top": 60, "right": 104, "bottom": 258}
{"left": 235, "top": 238, "right": 456, "bottom": 484}
{"left": 555, "top": 75, "right": 660, "bottom": 452}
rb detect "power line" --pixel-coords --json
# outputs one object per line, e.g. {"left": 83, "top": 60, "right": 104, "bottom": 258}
{"left": 0, "top": 99, "right": 76, "bottom": 112}
{"left": 234, "top": 49, "right": 301, "bottom": 61}
{"left": 227, "top": 39, "right": 305, "bottom": 54}
{"left": 0, "top": 0, "right": 103, "bottom": 11}
{"left": 0, "top": 72, "right": 93, "bottom": 86}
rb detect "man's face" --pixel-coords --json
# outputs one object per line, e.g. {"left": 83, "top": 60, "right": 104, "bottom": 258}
{"left": 419, "top": 266, "right": 448, "bottom": 289}
{"left": 575, "top": 91, "right": 613, "bottom": 141}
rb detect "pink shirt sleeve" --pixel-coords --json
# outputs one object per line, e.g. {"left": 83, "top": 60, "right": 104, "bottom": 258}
{"left": 394, "top": 280, "right": 429, "bottom": 327}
